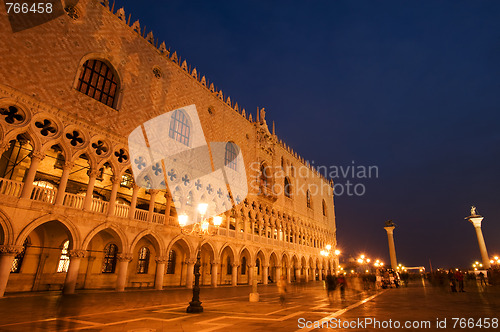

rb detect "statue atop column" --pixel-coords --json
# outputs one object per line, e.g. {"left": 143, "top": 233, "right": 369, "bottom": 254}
{"left": 471, "top": 205, "right": 478, "bottom": 217}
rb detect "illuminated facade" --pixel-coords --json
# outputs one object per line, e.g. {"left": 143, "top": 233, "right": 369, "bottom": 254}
{"left": 0, "top": 0, "right": 337, "bottom": 296}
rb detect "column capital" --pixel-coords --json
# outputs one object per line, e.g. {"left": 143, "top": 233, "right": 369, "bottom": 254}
{"left": 111, "top": 176, "right": 122, "bottom": 185}
{"left": 468, "top": 216, "right": 484, "bottom": 228}
{"left": 186, "top": 259, "right": 197, "bottom": 265}
{"left": 68, "top": 249, "right": 86, "bottom": 258}
{"left": 384, "top": 226, "right": 395, "bottom": 234}
{"left": 211, "top": 260, "right": 220, "bottom": 265}
{"left": 164, "top": 191, "right": 171, "bottom": 199}
{"left": 231, "top": 263, "right": 239, "bottom": 268}
{"left": 117, "top": 253, "right": 133, "bottom": 262}
{"left": 63, "top": 161, "right": 75, "bottom": 170}
{"left": 275, "top": 265, "right": 282, "bottom": 269}
{"left": 0, "top": 244, "right": 23, "bottom": 255}
{"left": 155, "top": 256, "right": 168, "bottom": 264}
{"left": 262, "top": 264, "right": 269, "bottom": 268}
{"left": 30, "top": 151, "right": 45, "bottom": 161}
{"left": 149, "top": 189, "right": 159, "bottom": 196}
{"left": 87, "top": 169, "right": 100, "bottom": 178}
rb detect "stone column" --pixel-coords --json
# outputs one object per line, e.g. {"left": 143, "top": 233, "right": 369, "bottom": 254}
{"left": 0, "top": 245, "right": 22, "bottom": 297}
{"left": 275, "top": 265, "right": 282, "bottom": 282}
{"left": 154, "top": 257, "right": 167, "bottom": 290}
{"left": 384, "top": 225, "right": 398, "bottom": 270}
{"left": 248, "top": 266, "right": 254, "bottom": 285}
{"left": 83, "top": 256, "right": 96, "bottom": 289}
{"left": 231, "top": 263, "right": 238, "bottom": 286}
{"left": 185, "top": 259, "right": 195, "bottom": 289}
{"left": 115, "top": 253, "right": 132, "bottom": 291}
{"left": 263, "top": 265, "right": 269, "bottom": 285}
{"left": 164, "top": 191, "right": 172, "bottom": 224}
{"left": 305, "top": 266, "right": 309, "bottom": 282}
{"left": 63, "top": 249, "right": 86, "bottom": 294}
{"left": 83, "top": 170, "right": 98, "bottom": 211}
{"left": 468, "top": 216, "right": 491, "bottom": 269}
{"left": 55, "top": 162, "right": 74, "bottom": 205}
{"left": 128, "top": 184, "right": 139, "bottom": 219}
{"left": 225, "top": 211, "right": 231, "bottom": 234}
{"left": 287, "top": 267, "right": 292, "bottom": 283}
{"left": 211, "top": 261, "right": 219, "bottom": 287}
{"left": 318, "top": 265, "right": 323, "bottom": 281}
{"left": 107, "top": 177, "right": 121, "bottom": 216}
{"left": 147, "top": 189, "right": 158, "bottom": 223}
{"left": 20, "top": 152, "right": 44, "bottom": 199}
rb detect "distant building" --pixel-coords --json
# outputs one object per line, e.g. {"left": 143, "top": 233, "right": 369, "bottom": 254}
{"left": 0, "top": 0, "right": 337, "bottom": 296}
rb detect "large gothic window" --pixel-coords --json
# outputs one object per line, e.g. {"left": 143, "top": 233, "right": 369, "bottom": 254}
{"left": 224, "top": 142, "right": 238, "bottom": 170}
{"left": 77, "top": 59, "right": 118, "bottom": 108}
{"left": 102, "top": 243, "right": 118, "bottom": 273}
{"left": 284, "top": 177, "right": 292, "bottom": 198}
{"left": 169, "top": 109, "right": 190, "bottom": 146}
{"left": 11, "top": 238, "right": 29, "bottom": 273}
{"left": 166, "top": 250, "right": 176, "bottom": 274}
{"left": 137, "top": 247, "right": 150, "bottom": 274}
{"left": 306, "top": 190, "right": 312, "bottom": 209}
{"left": 322, "top": 199, "right": 327, "bottom": 216}
{"left": 57, "top": 240, "right": 70, "bottom": 273}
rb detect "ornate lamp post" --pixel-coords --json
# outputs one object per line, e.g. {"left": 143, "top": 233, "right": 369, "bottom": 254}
{"left": 178, "top": 203, "right": 223, "bottom": 313}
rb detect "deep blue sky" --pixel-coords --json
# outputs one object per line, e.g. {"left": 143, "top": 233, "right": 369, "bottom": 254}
{"left": 118, "top": 0, "right": 500, "bottom": 269}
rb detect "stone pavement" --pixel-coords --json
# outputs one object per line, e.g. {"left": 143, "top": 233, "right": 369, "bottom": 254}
{"left": 0, "top": 280, "right": 498, "bottom": 331}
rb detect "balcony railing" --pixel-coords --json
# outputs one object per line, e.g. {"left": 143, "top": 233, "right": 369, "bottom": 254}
{"left": 0, "top": 177, "right": 323, "bottom": 253}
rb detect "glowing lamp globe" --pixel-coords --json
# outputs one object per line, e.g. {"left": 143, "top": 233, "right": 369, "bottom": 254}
{"left": 178, "top": 214, "right": 188, "bottom": 227}
{"left": 198, "top": 203, "right": 208, "bottom": 216}
{"left": 213, "top": 216, "right": 223, "bottom": 227}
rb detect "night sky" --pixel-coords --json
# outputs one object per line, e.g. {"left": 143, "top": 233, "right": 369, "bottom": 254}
{"left": 117, "top": 0, "right": 500, "bottom": 269}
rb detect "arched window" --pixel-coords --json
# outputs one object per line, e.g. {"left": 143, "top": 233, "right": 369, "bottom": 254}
{"left": 11, "top": 238, "right": 29, "bottom": 273}
{"left": 226, "top": 256, "right": 232, "bottom": 274}
{"left": 57, "top": 240, "right": 70, "bottom": 273}
{"left": 322, "top": 199, "right": 327, "bottom": 216}
{"left": 102, "top": 243, "right": 118, "bottom": 273}
{"left": 256, "top": 258, "right": 261, "bottom": 275}
{"left": 284, "top": 177, "right": 292, "bottom": 198}
{"left": 166, "top": 250, "right": 176, "bottom": 274}
{"left": 77, "top": 59, "right": 118, "bottom": 108}
{"left": 224, "top": 142, "right": 238, "bottom": 171}
{"left": 306, "top": 190, "right": 312, "bottom": 209}
{"left": 137, "top": 247, "right": 150, "bottom": 274}
{"left": 260, "top": 163, "right": 269, "bottom": 186}
{"left": 169, "top": 109, "right": 190, "bottom": 146}
{"left": 241, "top": 256, "right": 247, "bottom": 275}
{"left": 186, "top": 191, "right": 193, "bottom": 206}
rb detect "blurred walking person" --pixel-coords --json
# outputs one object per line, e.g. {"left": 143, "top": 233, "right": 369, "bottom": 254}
{"left": 337, "top": 274, "right": 347, "bottom": 301}
{"left": 326, "top": 274, "right": 337, "bottom": 304}
{"left": 277, "top": 275, "right": 287, "bottom": 305}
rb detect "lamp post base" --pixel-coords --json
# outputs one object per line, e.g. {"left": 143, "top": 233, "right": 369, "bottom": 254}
{"left": 186, "top": 301, "right": 203, "bottom": 313}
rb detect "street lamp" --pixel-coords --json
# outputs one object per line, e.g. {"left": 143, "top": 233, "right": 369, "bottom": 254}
{"left": 178, "top": 203, "right": 223, "bottom": 313}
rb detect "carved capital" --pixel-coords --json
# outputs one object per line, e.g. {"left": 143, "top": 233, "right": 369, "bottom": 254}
{"left": 185, "top": 259, "right": 197, "bottom": 265}
{"left": 155, "top": 256, "right": 168, "bottom": 264}
{"left": 117, "top": 253, "right": 133, "bottom": 262}
{"left": 111, "top": 176, "right": 122, "bottom": 185}
{"left": 164, "top": 191, "right": 171, "bottom": 200}
{"left": 68, "top": 249, "right": 86, "bottom": 258}
{"left": 63, "top": 161, "right": 75, "bottom": 171}
{"left": 211, "top": 260, "right": 220, "bottom": 266}
{"left": 0, "top": 245, "right": 23, "bottom": 255}
{"left": 231, "top": 263, "right": 239, "bottom": 268}
{"left": 30, "top": 151, "right": 45, "bottom": 161}
{"left": 87, "top": 169, "right": 100, "bottom": 178}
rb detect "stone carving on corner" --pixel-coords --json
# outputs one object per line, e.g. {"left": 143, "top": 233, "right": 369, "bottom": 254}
{"left": 256, "top": 107, "right": 274, "bottom": 156}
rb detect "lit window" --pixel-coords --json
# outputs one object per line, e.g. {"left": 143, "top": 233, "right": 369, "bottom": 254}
{"left": 166, "top": 250, "right": 176, "bottom": 274}
{"left": 11, "top": 238, "right": 29, "bottom": 273}
{"left": 77, "top": 60, "right": 118, "bottom": 108}
{"left": 169, "top": 109, "right": 190, "bottom": 146}
{"left": 57, "top": 240, "right": 70, "bottom": 273}
{"left": 137, "top": 247, "right": 150, "bottom": 274}
{"left": 102, "top": 243, "right": 118, "bottom": 273}
{"left": 224, "top": 142, "right": 238, "bottom": 170}
{"left": 121, "top": 173, "right": 133, "bottom": 188}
